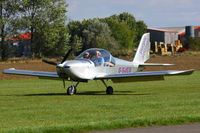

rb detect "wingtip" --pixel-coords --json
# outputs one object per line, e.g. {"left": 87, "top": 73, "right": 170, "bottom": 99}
{"left": 8, "top": 68, "right": 16, "bottom": 70}
{"left": 187, "top": 69, "right": 195, "bottom": 73}
{"left": 180, "top": 69, "right": 195, "bottom": 75}
{"left": 164, "top": 64, "right": 174, "bottom": 66}
{"left": 2, "top": 68, "right": 16, "bottom": 74}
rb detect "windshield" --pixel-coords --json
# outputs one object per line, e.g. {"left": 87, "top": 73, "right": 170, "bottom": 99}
{"left": 76, "top": 48, "right": 115, "bottom": 67}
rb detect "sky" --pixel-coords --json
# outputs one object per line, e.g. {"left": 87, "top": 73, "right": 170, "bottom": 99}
{"left": 67, "top": 0, "right": 200, "bottom": 27}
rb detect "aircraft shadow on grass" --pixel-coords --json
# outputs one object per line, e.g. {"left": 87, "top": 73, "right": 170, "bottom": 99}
{"left": 1, "top": 91, "right": 150, "bottom": 96}
{"left": 76, "top": 91, "right": 149, "bottom": 96}
{"left": 23, "top": 91, "right": 150, "bottom": 96}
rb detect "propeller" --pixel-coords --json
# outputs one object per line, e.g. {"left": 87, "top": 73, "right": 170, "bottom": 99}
{"left": 42, "top": 59, "right": 57, "bottom": 66}
{"left": 42, "top": 48, "right": 72, "bottom": 65}
{"left": 61, "top": 48, "right": 72, "bottom": 64}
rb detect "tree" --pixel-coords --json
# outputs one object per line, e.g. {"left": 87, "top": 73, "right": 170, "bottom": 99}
{"left": 68, "top": 20, "right": 84, "bottom": 39}
{"left": 82, "top": 19, "right": 116, "bottom": 51}
{"left": 104, "top": 13, "right": 136, "bottom": 49}
{"left": 135, "top": 20, "right": 147, "bottom": 47}
{"left": 118, "top": 12, "right": 136, "bottom": 31}
{"left": 0, "top": 0, "right": 20, "bottom": 61}
{"left": 108, "top": 21, "right": 134, "bottom": 49}
{"left": 19, "top": 0, "right": 69, "bottom": 57}
{"left": 184, "top": 37, "right": 200, "bottom": 51}
{"left": 67, "top": 20, "right": 84, "bottom": 54}
{"left": 34, "top": 24, "right": 70, "bottom": 57}
{"left": 70, "top": 35, "right": 82, "bottom": 56}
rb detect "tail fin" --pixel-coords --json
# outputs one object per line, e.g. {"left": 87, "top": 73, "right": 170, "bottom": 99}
{"left": 133, "top": 33, "right": 150, "bottom": 64}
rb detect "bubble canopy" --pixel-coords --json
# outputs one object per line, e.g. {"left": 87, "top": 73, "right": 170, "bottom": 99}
{"left": 75, "top": 48, "right": 115, "bottom": 67}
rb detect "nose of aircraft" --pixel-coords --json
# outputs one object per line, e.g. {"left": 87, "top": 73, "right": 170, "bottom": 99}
{"left": 57, "top": 63, "right": 70, "bottom": 68}
{"left": 56, "top": 60, "right": 92, "bottom": 72}
{"left": 57, "top": 63, "right": 64, "bottom": 68}
{"left": 56, "top": 60, "right": 93, "bottom": 80}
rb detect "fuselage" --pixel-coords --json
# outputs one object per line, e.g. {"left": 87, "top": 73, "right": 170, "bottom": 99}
{"left": 56, "top": 57, "right": 140, "bottom": 81}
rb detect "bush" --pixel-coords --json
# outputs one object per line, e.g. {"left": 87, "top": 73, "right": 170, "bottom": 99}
{"left": 183, "top": 38, "right": 200, "bottom": 51}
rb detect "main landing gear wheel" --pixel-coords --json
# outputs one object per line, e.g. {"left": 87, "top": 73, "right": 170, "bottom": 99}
{"left": 67, "top": 86, "right": 76, "bottom": 95}
{"left": 106, "top": 86, "right": 113, "bottom": 95}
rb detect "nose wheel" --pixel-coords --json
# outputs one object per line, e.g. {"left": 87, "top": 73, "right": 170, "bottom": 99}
{"left": 67, "top": 86, "right": 77, "bottom": 95}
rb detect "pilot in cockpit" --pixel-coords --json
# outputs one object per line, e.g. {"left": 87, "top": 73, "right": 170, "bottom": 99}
{"left": 93, "top": 51, "right": 104, "bottom": 67}
{"left": 83, "top": 52, "right": 90, "bottom": 59}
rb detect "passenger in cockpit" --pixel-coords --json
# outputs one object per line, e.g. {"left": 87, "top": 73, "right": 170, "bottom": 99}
{"left": 93, "top": 51, "right": 104, "bottom": 67}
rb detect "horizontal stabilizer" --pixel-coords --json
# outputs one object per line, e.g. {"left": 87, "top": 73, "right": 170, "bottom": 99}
{"left": 139, "top": 63, "right": 174, "bottom": 66}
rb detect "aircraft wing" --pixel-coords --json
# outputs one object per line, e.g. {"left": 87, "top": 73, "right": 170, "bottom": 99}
{"left": 95, "top": 69, "right": 194, "bottom": 83}
{"left": 2, "top": 68, "right": 60, "bottom": 79}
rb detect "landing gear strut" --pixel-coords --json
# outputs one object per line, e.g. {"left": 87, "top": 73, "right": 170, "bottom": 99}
{"left": 63, "top": 79, "right": 79, "bottom": 95}
{"left": 101, "top": 80, "right": 113, "bottom": 95}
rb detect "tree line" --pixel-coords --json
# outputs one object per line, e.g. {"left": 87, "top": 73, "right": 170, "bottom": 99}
{"left": 0, "top": 0, "right": 147, "bottom": 61}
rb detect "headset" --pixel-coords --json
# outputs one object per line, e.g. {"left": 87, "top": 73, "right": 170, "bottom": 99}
{"left": 96, "top": 51, "right": 101, "bottom": 56}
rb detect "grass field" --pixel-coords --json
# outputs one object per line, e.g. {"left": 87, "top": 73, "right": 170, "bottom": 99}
{"left": 0, "top": 71, "right": 200, "bottom": 133}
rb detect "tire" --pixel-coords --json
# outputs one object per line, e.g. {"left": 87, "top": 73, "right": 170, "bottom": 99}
{"left": 67, "top": 86, "right": 76, "bottom": 95}
{"left": 106, "top": 86, "right": 113, "bottom": 95}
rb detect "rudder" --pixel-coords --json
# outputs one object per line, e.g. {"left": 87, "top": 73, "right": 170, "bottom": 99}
{"left": 133, "top": 33, "right": 150, "bottom": 64}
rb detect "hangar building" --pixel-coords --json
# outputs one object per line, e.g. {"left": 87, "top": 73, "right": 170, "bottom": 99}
{"left": 147, "top": 26, "right": 200, "bottom": 52}
{"left": 178, "top": 26, "right": 200, "bottom": 42}
{"left": 147, "top": 27, "right": 178, "bottom": 51}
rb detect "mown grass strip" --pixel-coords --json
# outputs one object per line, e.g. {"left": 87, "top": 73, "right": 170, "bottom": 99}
{"left": 0, "top": 71, "right": 200, "bottom": 133}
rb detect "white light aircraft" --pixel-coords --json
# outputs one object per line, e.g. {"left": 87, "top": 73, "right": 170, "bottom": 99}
{"left": 3, "top": 33, "right": 194, "bottom": 95}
